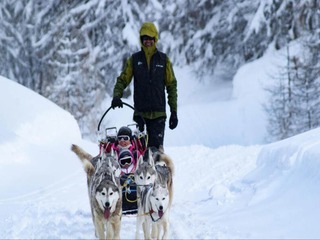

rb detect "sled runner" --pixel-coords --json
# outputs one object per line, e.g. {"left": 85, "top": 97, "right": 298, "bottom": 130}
{"left": 97, "top": 102, "right": 147, "bottom": 215}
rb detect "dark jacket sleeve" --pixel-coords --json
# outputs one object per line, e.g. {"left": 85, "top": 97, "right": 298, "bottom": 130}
{"left": 113, "top": 57, "right": 133, "bottom": 98}
{"left": 165, "top": 56, "right": 178, "bottom": 113}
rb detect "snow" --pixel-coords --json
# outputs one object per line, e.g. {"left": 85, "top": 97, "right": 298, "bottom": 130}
{"left": 1, "top": 45, "right": 320, "bottom": 239}
{"left": 244, "top": 1, "right": 267, "bottom": 40}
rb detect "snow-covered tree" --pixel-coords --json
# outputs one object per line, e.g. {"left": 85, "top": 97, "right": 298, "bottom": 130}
{"left": 266, "top": 33, "right": 320, "bottom": 141}
{"left": 265, "top": 44, "right": 295, "bottom": 141}
{"left": 290, "top": 34, "right": 320, "bottom": 135}
{"left": 264, "top": 0, "right": 320, "bottom": 141}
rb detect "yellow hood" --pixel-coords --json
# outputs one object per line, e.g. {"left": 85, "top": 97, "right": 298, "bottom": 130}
{"left": 139, "top": 22, "right": 159, "bottom": 42}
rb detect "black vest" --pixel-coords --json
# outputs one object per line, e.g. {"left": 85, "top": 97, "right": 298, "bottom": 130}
{"left": 132, "top": 50, "right": 167, "bottom": 112}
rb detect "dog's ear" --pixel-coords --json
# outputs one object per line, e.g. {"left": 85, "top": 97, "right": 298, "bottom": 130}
{"left": 153, "top": 179, "right": 161, "bottom": 189}
{"left": 111, "top": 156, "right": 121, "bottom": 178}
{"left": 136, "top": 155, "right": 144, "bottom": 170}
{"left": 148, "top": 148, "right": 155, "bottom": 167}
{"left": 107, "top": 157, "right": 113, "bottom": 170}
{"left": 96, "top": 157, "right": 103, "bottom": 169}
{"left": 111, "top": 170, "right": 118, "bottom": 186}
{"left": 99, "top": 173, "right": 104, "bottom": 183}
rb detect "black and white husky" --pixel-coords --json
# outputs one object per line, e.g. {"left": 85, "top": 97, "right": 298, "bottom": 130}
{"left": 134, "top": 148, "right": 174, "bottom": 239}
{"left": 71, "top": 144, "right": 122, "bottom": 240}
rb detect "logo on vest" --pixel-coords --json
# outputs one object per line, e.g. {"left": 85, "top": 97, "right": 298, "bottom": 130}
{"left": 138, "top": 61, "right": 143, "bottom": 65}
{"left": 156, "top": 64, "right": 164, "bottom": 68}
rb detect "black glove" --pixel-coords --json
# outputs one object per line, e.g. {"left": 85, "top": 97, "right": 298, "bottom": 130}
{"left": 134, "top": 116, "right": 145, "bottom": 132}
{"left": 111, "top": 97, "right": 123, "bottom": 109}
{"left": 169, "top": 111, "right": 178, "bottom": 130}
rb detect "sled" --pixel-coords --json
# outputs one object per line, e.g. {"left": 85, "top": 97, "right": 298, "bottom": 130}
{"left": 97, "top": 102, "right": 147, "bottom": 215}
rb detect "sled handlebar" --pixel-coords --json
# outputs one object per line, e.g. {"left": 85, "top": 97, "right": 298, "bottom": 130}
{"left": 97, "top": 102, "right": 141, "bottom": 132}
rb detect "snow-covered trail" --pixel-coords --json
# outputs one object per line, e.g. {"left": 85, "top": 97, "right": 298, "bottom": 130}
{"left": 0, "top": 144, "right": 261, "bottom": 239}
{"left": 168, "top": 145, "right": 261, "bottom": 239}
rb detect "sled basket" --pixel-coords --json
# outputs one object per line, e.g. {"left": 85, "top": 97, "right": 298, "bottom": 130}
{"left": 120, "top": 173, "right": 138, "bottom": 215}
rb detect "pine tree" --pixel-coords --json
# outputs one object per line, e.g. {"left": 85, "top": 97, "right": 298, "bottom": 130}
{"left": 291, "top": 35, "right": 320, "bottom": 135}
{"left": 265, "top": 34, "right": 320, "bottom": 141}
{"left": 264, "top": 45, "right": 295, "bottom": 141}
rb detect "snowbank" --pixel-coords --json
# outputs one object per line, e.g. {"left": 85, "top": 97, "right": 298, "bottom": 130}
{"left": 0, "top": 77, "right": 83, "bottom": 199}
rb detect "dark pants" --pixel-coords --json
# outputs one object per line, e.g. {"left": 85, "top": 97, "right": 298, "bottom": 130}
{"left": 144, "top": 117, "right": 166, "bottom": 149}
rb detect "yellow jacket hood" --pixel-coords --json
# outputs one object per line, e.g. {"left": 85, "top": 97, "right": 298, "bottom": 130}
{"left": 139, "top": 22, "right": 159, "bottom": 43}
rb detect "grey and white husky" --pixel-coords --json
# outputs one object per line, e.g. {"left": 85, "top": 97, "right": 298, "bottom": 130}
{"left": 71, "top": 144, "right": 122, "bottom": 240}
{"left": 134, "top": 148, "right": 174, "bottom": 239}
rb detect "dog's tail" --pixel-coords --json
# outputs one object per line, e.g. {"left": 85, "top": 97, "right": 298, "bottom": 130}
{"left": 158, "top": 153, "right": 175, "bottom": 207}
{"left": 157, "top": 152, "right": 175, "bottom": 176}
{"left": 71, "top": 144, "right": 95, "bottom": 176}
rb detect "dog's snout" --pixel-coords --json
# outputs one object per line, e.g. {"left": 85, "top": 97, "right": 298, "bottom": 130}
{"left": 105, "top": 202, "right": 110, "bottom": 208}
{"left": 159, "top": 205, "right": 163, "bottom": 211}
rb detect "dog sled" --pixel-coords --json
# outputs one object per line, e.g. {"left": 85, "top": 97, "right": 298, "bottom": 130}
{"left": 97, "top": 102, "right": 147, "bottom": 215}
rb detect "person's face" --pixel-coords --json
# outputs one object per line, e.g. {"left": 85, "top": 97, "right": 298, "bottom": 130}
{"left": 141, "top": 35, "right": 155, "bottom": 47}
{"left": 118, "top": 135, "right": 131, "bottom": 147}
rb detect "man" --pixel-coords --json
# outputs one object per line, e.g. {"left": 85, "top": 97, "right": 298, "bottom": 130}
{"left": 111, "top": 22, "right": 178, "bottom": 149}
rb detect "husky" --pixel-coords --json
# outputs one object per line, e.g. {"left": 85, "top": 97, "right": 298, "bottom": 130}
{"left": 138, "top": 180, "right": 170, "bottom": 239}
{"left": 135, "top": 147, "right": 174, "bottom": 204}
{"left": 134, "top": 147, "right": 174, "bottom": 239}
{"left": 71, "top": 144, "right": 122, "bottom": 240}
